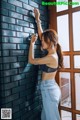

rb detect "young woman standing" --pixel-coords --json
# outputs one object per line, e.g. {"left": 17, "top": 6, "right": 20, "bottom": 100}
{"left": 28, "top": 8, "right": 63, "bottom": 120}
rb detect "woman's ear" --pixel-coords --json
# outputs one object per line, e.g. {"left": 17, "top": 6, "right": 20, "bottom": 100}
{"left": 51, "top": 42, "right": 55, "bottom": 49}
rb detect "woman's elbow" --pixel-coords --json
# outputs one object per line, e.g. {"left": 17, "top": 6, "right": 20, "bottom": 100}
{"left": 28, "top": 58, "right": 35, "bottom": 64}
{"left": 28, "top": 58, "right": 32, "bottom": 64}
{"left": 28, "top": 59, "right": 38, "bottom": 65}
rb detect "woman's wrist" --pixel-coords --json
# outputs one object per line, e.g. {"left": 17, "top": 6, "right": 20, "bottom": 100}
{"left": 30, "top": 41, "right": 35, "bottom": 45}
{"left": 36, "top": 19, "right": 41, "bottom": 24}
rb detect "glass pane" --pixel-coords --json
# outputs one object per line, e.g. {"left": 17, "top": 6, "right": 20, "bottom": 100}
{"left": 74, "top": 56, "right": 80, "bottom": 68}
{"left": 72, "top": 0, "right": 80, "bottom": 8}
{"left": 75, "top": 73, "right": 80, "bottom": 110}
{"left": 60, "top": 72, "right": 71, "bottom": 108}
{"left": 61, "top": 110, "right": 72, "bottom": 120}
{"left": 56, "top": 0, "right": 68, "bottom": 12}
{"left": 76, "top": 114, "right": 80, "bottom": 120}
{"left": 63, "top": 56, "right": 70, "bottom": 68}
{"left": 57, "top": 15, "right": 69, "bottom": 51}
{"left": 72, "top": 11, "right": 80, "bottom": 51}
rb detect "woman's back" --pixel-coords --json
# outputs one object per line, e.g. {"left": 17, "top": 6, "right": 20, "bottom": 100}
{"left": 41, "top": 52, "right": 59, "bottom": 80}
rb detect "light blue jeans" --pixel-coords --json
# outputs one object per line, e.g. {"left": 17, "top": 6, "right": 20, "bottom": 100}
{"left": 40, "top": 79, "right": 61, "bottom": 120}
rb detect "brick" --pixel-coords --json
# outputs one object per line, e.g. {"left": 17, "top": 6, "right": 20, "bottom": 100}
{"left": 8, "top": 0, "right": 22, "bottom": 7}
{"left": 18, "top": 56, "right": 27, "bottom": 62}
{"left": 16, "top": 7, "right": 28, "bottom": 15}
{"left": 13, "top": 109, "right": 25, "bottom": 119}
{"left": 2, "top": 43, "right": 16, "bottom": 49}
{"left": 16, "top": 19, "right": 29, "bottom": 27}
{"left": 9, "top": 24, "right": 23, "bottom": 32}
{"left": 11, "top": 62, "right": 24, "bottom": 69}
{"left": 15, "top": 118, "right": 20, "bottom": 120}
{"left": 20, "top": 90, "right": 26, "bottom": 97}
{"left": 23, "top": 3, "right": 33, "bottom": 10}
{"left": 35, "top": 0, "right": 42, "bottom": 4}
{"left": 10, "top": 50, "right": 24, "bottom": 56}
{"left": 1, "top": 8, "right": 8, "bottom": 16}
{"left": 0, "top": 58, "right": 2, "bottom": 63}
{"left": 2, "top": 93, "right": 19, "bottom": 103}
{"left": 29, "top": 0, "right": 38, "bottom": 8}
{"left": 19, "top": 78, "right": 27, "bottom": 85}
{"left": 17, "top": 44, "right": 29, "bottom": 49}
{"left": 3, "top": 0, "right": 7, "bottom": 2}
{"left": 12, "top": 85, "right": 25, "bottom": 94}
{"left": 13, "top": 106, "right": 19, "bottom": 113}
{"left": 1, "top": 102, "right": 12, "bottom": 108}
{"left": 9, "top": 11, "right": 23, "bottom": 19}
{"left": 0, "top": 45, "right": 1, "bottom": 50}
{"left": 0, "top": 77, "right": 10, "bottom": 83}
{"left": 2, "top": 30, "right": 16, "bottom": 36}
{"left": 24, "top": 27, "right": 34, "bottom": 33}
{"left": 20, "top": 113, "right": 29, "bottom": 120}
{"left": 1, "top": 81, "right": 18, "bottom": 90}
{"left": 1, "top": 1, "right": 15, "bottom": 11}
{"left": 0, "top": 51, "right": 1, "bottom": 56}
{"left": 5, "top": 102, "right": 13, "bottom": 108}
{"left": 24, "top": 16, "right": 34, "bottom": 23}
{"left": 17, "top": 32, "right": 29, "bottom": 38}
{"left": 1, "top": 90, "right": 11, "bottom": 97}
{"left": 13, "top": 97, "right": 26, "bottom": 106}
{"left": 19, "top": 0, "right": 28, "bottom": 4}
{"left": 9, "top": 37, "right": 23, "bottom": 43}
{"left": 19, "top": 67, "right": 28, "bottom": 74}
{"left": 19, "top": 102, "right": 25, "bottom": 109}
{"left": 11, "top": 73, "right": 25, "bottom": 81}
{"left": 2, "top": 37, "right": 9, "bottom": 42}
{"left": 3, "top": 50, "right": 9, "bottom": 56}
{"left": 30, "top": 23, "right": 35, "bottom": 28}
{"left": 0, "top": 64, "right": 3, "bottom": 70}
{"left": 1, "top": 69, "right": 18, "bottom": 77}
{"left": 1, "top": 23, "right": 8, "bottom": 29}
{"left": 3, "top": 63, "right": 10, "bottom": 70}
{"left": 2, "top": 16, "right": 15, "bottom": 24}
{"left": 2, "top": 57, "right": 17, "bottom": 63}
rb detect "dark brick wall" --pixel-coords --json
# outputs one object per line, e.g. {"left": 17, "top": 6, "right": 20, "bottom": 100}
{"left": 0, "top": 0, "right": 49, "bottom": 120}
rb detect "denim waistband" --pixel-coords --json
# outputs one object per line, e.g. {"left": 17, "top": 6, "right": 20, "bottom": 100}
{"left": 41, "top": 78, "right": 56, "bottom": 85}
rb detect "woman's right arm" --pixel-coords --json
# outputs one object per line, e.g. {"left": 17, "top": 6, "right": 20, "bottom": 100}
{"left": 34, "top": 8, "right": 43, "bottom": 41}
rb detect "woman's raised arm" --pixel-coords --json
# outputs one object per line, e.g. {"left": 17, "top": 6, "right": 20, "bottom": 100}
{"left": 34, "top": 8, "right": 43, "bottom": 40}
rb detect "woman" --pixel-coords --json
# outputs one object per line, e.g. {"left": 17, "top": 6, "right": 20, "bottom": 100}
{"left": 28, "top": 8, "right": 63, "bottom": 120}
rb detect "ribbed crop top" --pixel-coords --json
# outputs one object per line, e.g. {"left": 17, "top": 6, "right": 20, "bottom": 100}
{"left": 39, "top": 50, "right": 59, "bottom": 73}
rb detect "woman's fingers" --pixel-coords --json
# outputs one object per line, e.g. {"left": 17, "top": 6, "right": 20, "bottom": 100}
{"left": 34, "top": 8, "right": 40, "bottom": 15}
{"left": 34, "top": 8, "right": 37, "bottom": 13}
{"left": 31, "top": 34, "right": 38, "bottom": 39}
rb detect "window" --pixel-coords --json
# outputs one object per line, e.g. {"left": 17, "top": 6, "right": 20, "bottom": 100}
{"left": 57, "top": 15, "right": 69, "bottom": 51}
{"left": 72, "top": 11, "right": 80, "bottom": 51}
{"left": 75, "top": 73, "right": 80, "bottom": 110}
{"left": 59, "top": 72, "right": 71, "bottom": 108}
{"left": 72, "top": 0, "right": 80, "bottom": 8}
{"left": 56, "top": 0, "right": 68, "bottom": 12}
{"left": 74, "top": 56, "right": 80, "bottom": 68}
{"left": 63, "top": 56, "right": 70, "bottom": 68}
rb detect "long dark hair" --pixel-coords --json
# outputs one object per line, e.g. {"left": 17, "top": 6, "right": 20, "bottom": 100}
{"left": 41, "top": 29, "right": 64, "bottom": 68}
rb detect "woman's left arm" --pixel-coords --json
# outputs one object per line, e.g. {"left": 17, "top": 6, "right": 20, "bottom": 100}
{"left": 28, "top": 34, "right": 53, "bottom": 65}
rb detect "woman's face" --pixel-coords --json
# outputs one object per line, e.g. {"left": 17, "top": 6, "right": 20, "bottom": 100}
{"left": 41, "top": 36, "right": 50, "bottom": 50}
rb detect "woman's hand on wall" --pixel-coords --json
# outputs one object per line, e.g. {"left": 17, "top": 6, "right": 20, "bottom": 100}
{"left": 30, "top": 34, "right": 38, "bottom": 44}
{"left": 34, "top": 8, "right": 40, "bottom": 21}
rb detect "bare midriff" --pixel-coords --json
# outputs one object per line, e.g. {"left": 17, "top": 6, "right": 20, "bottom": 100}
{"left": 42, "top": 71, "right": 57, "bottom": 81}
